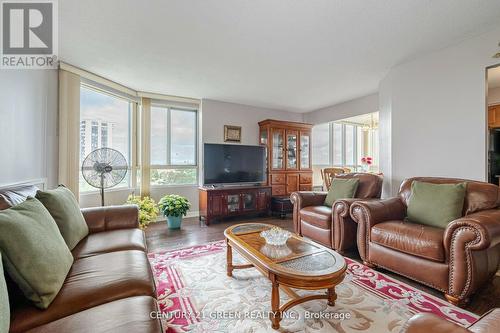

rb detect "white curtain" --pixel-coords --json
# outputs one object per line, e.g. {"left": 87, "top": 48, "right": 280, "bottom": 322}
{"left": 58, "top": 69, "right": 81, "bottom": 199}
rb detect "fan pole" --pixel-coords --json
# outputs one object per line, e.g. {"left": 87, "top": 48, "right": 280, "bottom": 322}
{"left": 100, "top": 173, "right": 105, "bottom": 207}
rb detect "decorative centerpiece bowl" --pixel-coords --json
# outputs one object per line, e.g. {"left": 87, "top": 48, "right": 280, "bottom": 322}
{"left": 260, "top": 227, "right": 291, "bottom": 246}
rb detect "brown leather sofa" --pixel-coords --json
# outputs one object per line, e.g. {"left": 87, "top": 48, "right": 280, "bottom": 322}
{"left": 400, "top": 308, "right": 500, "bottom": 333}
{"left": 350, "top": 177, "right": 500, "bottom": 306}
{"left": 290, "top": 173, "right": 383, "bottom": 252}
{"left": 0, "top": 185, "right": 162, "bottom": 333}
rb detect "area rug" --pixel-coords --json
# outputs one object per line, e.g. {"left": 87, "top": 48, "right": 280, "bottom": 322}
{"left": 148, "top": 240, "right": 478, "bottom": 333}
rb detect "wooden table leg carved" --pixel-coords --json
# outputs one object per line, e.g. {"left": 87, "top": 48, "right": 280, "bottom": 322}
{"left": 226, "top": 242, "right": 345, "bottom": 330}
{"left": 226, "top": 240, "right": 233, "bottom": 277}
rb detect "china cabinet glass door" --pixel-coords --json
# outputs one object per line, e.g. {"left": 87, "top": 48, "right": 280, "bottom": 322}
{"left": 260, "top": 128, "right": 268, "bottom": 145}
{"left": 300, "top": 131, "right": 311, "bottom": 169}
{"left": 286, "top": 131, "right": 298, "bottom": 170}
{"left": 272, "top": 129, "right": 284, "bottom": 169}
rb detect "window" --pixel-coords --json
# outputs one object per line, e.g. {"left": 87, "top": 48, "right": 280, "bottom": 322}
{"left": 344, "top": 124, "right": 355, "bottom": 165}
{"left": 79, "top": 85, "right": 133, "bottom": 192}
{"left": 150, "top": 105, "right": 198, "bottom": 186}
{"left": 312, "top": 123, "right": 329, "bottom": 165}
{"left": 332, "top": 123, "right": 343, "bottom": 165}
{"left": 311, "top": 113, "right": 379, "bottom": 175}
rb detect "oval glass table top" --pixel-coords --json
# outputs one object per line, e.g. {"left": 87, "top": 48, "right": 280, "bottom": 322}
{"left": 225, "top": 223, "right": 346, "bottom": 277}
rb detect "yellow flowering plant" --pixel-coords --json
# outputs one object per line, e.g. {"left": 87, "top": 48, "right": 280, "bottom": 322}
{"left": 126, "top": 195, "right": 159, "bottom": 229}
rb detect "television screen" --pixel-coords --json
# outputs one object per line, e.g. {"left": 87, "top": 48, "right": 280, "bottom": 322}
{"left": 203, "top": 143, "right": 266, "bottom": 185}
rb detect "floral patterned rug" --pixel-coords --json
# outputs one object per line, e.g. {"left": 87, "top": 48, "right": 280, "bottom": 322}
{"left": 148, "top": 241, "right": 477, "bottom": 333}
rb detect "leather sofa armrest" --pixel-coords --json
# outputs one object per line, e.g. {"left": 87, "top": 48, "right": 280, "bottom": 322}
{"left": 333, "top": 198, "right": 382, "bottom": 251}
{"left": 290, "top": 191, "right": 327, "bottom": 235}
{"left": 468, "top": 308, "right": 500, "bottom": 333}
{"left": 334, "top": 198, "right": 382, "bottom": 221}
{"left": 399, "top": 313, "right": 470, "bottom": 333}
{"left": 445, "top": 209, "right": 500, "bottom": 252}
{"left": 333, "top": 198, "right": 364, "bottom": 252}
{"left": 350, "top": 198, "right": 406, "bottom": 261}
{"left": 290, "top": 191, "right": 327, "bottom": 208}
{"left": 81, "top": 205, "right": 140, "bottom": 233}
{"left": 444, "top": 209, "right": 500, "bottom": 301}
{"left": 350, "top": 198, "right": 406, "bottom": 227}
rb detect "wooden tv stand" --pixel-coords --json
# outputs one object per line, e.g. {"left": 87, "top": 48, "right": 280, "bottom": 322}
{"left": 199, "top": 185, "right": 272, "bottom": 226}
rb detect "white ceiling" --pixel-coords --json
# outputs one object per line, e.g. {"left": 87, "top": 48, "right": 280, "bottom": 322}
{"left": 489, "top": 66, "right": 500, "bottom": 89}
{"left": 59, "top": 0, "right": 500, "bottom": 112}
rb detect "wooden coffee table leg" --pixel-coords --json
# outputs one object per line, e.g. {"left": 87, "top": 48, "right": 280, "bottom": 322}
{"left": 271, "top": 276, "right": 281, "bottom": 330}
{"left": 226, "top": 240, "right": 233, "bottom": 277}
{"left": 327, "top": 287, "right": 337, "bottom": 306}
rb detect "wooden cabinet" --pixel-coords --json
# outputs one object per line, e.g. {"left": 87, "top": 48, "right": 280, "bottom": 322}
{"left": 199, "top": 186, "right": 271, "bottom": 225}
{"left": 489, "top": 105, "right": 500, "bottom": 128}
{"left": 259, "top": 119, "right": 313, "bottom": 196}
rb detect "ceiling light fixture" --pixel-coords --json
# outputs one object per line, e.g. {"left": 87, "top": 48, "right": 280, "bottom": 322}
{"left": 494, "top": 43, "right": 500, "bottom": 58}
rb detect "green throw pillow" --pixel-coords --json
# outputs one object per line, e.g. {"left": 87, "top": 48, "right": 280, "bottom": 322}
{"left": 407, "top": 181, "right": 467, "bottom": 228}
{"left": 324, "top": 178, "right": 360, "bottom": 207}
{"left": 0, "top": 198, "right": 73, "bottom": 309}
{"left": 0, "top": 253, "right": 9, "bottom": 333}
{"left": 36, "top": 186, "right": 88, "bottom": 250}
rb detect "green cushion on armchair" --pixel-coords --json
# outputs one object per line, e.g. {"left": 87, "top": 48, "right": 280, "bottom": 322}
{"left": 36, "top": 186, "right": 89, "bottom": 250}
{"left": 407, "top": 181, "right": 467, "bottom": 228}
{"left": 324, "top": 178, "right": 359, "bottom": 207}
{"left": 0, "top": 253, "right": 9, "bottom": 333}
{"left": 0, "top": 198, "right": 73, "bottom": 309}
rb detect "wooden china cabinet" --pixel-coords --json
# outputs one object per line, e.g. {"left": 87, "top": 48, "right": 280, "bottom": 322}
{"left": 258, "top": 119, "right": 313, "bottom": 196}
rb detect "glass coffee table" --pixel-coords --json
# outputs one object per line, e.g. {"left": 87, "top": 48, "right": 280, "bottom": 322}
{"left": 224, "top": 223, "right": 347, "bottom": 330}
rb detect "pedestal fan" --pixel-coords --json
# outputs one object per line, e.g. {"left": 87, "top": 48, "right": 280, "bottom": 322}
{"left": 81, "top": 148, "right": 128, "bottom": 206}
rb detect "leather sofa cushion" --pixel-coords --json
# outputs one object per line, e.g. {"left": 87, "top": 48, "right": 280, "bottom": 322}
{"left": 371, "top": 221, "right": 445, "bottom": 262}
{"left": 335, "top": 173, "right": 383, "bottom": 198}
{"left": 72, "top": 229, "right": 147, "bottom": 259}
{"left": 10, "top": 250, "right": 155, "bottom": 333}
{"left": 25, "top": 296, "right": 162, "bottom": 333}
{"left": 399, "top": 177, "right": 500, "bottom": 215}
{"left": 300, "top": 221, "right": 332, "bottom": 247}
{"left": 299, "top": 206, "right": 332, "bottom": 229}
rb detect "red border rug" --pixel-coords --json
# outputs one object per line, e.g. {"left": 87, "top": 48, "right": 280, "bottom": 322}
{"left": 148, "top": 240, "right": 477, "bottom": 332}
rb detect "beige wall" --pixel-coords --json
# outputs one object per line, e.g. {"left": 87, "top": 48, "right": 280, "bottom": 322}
{"left": 304, "top": 93, "right": 378, "bottom": 125}
{"left": 378, "top": 25, "right": 500, "bottom": 196}
{"left": 0, "top": 70, "right": 58, "bottom": 189}
{"left": 201, "top": 99, "right": 303, "bottom": 145}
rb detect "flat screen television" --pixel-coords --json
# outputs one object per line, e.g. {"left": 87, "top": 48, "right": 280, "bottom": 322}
{"left": 203, "top": 143, "right": 266, "bottom": 185}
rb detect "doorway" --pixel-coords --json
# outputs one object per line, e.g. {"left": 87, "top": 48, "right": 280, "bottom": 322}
{"left": 486, "top": 65, "right": 500, "bottom": 185}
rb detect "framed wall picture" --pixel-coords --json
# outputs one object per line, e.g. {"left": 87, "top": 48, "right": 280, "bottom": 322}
{"left": 224, "top": 125, "right": 242, "bottom": 142}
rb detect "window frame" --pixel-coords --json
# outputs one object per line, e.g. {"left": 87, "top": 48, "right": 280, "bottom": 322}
{"left": 312, "top": 121, "right": 379, "bottom": 172}
{"left": 150, "top": 103, "right": 199, "bottom": 188}
{"left": 79, "top": 82, "right": 139, "bottom": 194}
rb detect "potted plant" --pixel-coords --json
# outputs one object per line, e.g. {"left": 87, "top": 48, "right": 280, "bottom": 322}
{"left": 158, "top": 194, "right": 190, "bottom": 229}
{"left": 126, "top": 195, "right": 159, "bottom": 230}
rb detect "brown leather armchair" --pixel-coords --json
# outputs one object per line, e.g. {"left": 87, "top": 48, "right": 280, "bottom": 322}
{"left": 290, "top": 173, "right": 383, "bottom": 252}
{"left": 400, "top": 308, "right": 500, "bottom": 333}
{"left": 350, "top": 177, "right": 500, "bottom": 306}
